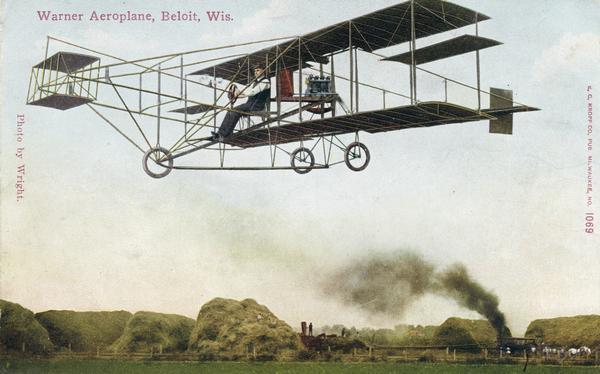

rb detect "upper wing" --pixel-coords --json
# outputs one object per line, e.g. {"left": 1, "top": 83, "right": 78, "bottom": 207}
{"left": 190, "top": 0, "right": 490, "bottom": 83}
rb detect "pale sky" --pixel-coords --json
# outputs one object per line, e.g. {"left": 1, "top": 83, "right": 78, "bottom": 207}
{"left": 1, "top": 0, "right": 599, "bottom": 336}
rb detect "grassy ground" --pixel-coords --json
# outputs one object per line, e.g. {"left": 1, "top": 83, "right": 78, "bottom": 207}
{"left": 0, "top": 360, "right": 598, "bottom": 374}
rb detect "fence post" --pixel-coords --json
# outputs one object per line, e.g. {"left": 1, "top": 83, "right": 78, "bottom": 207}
{"left": 453, "top": 349, "right": 456, "bottom": 361}
{"left": 150, "top": 346, "right": 153, "bottom": 358}
{"left": 97, "top": 346, "right": 100, "bottom": 357}
{"left": 22, "top": 342, "right": 25, "bottom": 353}
{"left": 159, "top": 344, "right": 163, "bottom": 355}
{"left": 369, "top": 346, "right": 372, "bottom": 357}
{"left": 484, "top": 348, "right": 488, "bottom": 359}
{"left": 253, "top": 345, "right": 256, "bottom": 359}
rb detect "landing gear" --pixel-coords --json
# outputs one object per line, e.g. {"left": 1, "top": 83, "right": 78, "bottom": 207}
{"left": 344, "top": 142, "right": 370, "bottom": 172}
{"left": 290, "top": 147, "right": 315, "bottom": 174}
{"left": 142, "top": 147, "right": 173, "bottom": 178}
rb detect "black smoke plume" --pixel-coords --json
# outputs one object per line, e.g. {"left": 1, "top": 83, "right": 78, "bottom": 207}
{"left": 321, "top": 251, "right": 510, "bottom": 338}
{"left": 436, "top": 264, "right": 510, "bottom": 338}
{"left": 321, "top": 252, "right": 435, "bottom": 316}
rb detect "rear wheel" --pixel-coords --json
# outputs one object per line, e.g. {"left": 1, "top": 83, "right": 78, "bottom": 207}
{"left": 142, "top": 147, "right": 173, "bottom": 178}
{"left": 344, "top": 142, "right": 370, "bottom": 171}
{"left": 290, "top": 147, "right": 315, "bottom": 174}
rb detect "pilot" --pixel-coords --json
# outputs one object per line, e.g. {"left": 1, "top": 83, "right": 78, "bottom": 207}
{"left": 212, "top": 64, "right": 271, "bottom": 141}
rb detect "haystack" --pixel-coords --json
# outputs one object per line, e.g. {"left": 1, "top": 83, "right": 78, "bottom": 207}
{"left": 0, "top": 299, "right": 53, "bottom": 353}
{"left": 525, "top": 315, "right": 600, "bottom": 348}
{"left": 188, "top": 298, "right": 301, "bottom": 357}
{"left": 433, "top": 317, "right": 499, "bottom": 350}
{"left": 396, "top": 324, "right": 438, "bottom": 345}
{"left": 35, "top": 310, "right": 131, "bottom": 352}
{"left": 111, "top": 311, "right": 194, "bottom": 353}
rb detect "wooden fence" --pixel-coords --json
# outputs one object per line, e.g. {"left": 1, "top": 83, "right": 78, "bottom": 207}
{"left": 1, "top": 346, "right": 598, "bottom": 366}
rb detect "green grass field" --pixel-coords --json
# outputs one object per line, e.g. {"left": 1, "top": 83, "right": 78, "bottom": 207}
{"left": 0, "top": 360, "right": 598, "bottom": 374}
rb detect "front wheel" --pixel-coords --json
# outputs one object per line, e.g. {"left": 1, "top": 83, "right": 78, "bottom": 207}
{"left": 290, "top": 147, "right": 315, "bottom": 174}
{"left": 344, "top": 142, "right": 370, "bottom": 172}
{"left": 142, "top": 147, "right": 173, "bottom": 178}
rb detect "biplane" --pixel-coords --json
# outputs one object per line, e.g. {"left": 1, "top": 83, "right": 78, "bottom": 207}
{"left": 27, "top": 0, "right": 538, "bottom": 178}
